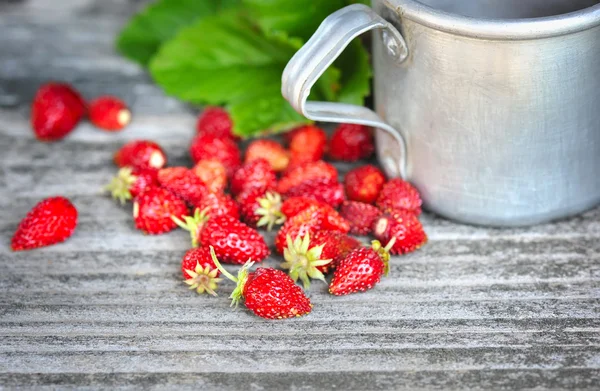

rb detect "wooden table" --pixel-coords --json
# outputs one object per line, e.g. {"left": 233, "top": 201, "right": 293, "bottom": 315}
{"left": 1, "top": 1, "right": 599, "bottom": 389}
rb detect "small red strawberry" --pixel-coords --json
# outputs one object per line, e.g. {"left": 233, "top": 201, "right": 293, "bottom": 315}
{"left": 245, "top": 139, "right": 290, "bottom": 172}
{"left": 200, "top": 215, "right": 270, "bottom": 264}
{"left": 230, "top": 159, "right": 277, "bottom": 196}
{"left": 31, "top": 82, "right": 86, "bottom": 141}
{"left": 104, "top": 166, "right": 158, "bottom": 205}
{"left": 329, "top": 240, "right": 395, "bottom": 296}
{"left": 190, "top": 133, "right": 241, "bottom": 177}
{"left": 88, "top": 96, "right": 131, "bottom": 131}
{"left": 344, "top": 165, "right": 386, "bottom": 204}
{"left": 133, "top": 187, "right": 188, "bottom": 235}
{"left": 329, "top": 124, "right": 374, "bottom": 161}
{"left": 181, "top": 247, "right": 222, "bottom": 296}
{"left": 283, "top": 178, "right": 345, "bottom": 208}
{"left": 376, "top": 178, "right": 422, "bottom": 215}
{"left": 209, "top": 247, "right": 312, "bottom": 319}
{"left": 196, "top": 107, "right": 236, "bottom": 140}
{"left": 287, "top": 125, "right": 327, "bottom": 167}
{"left": 281, "top": 233, "right": 332, "bottom": 288}
{"left": 114, "top": 140, "right": 167, "bottom": 170}
{"left": 372, "top": 210, "right": 427, "bottom": 255}
{"left": 340, "top": 201, "right": 381, "bottom": 236}
{"left": 277, "top": 160, "right": 338, "bottom": 194}
{"left": 237, "top": 188, "right": 285, "bottom": 230}
{"left": 311, "top": 231, "right": 362, "bottom": 273}
{"left": 157, "top": 167, "right": 209, "bottom": 207}
{"left": 11, "top": 196, "right": 78, "bottom": 251}
{"left": 280, "top": 197, "right": 323, "bottom": 219}
{"left": 192, "top": 159, "right": 227, "bottom": 194}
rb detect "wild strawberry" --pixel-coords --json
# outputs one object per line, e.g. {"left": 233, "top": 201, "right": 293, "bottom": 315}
{"left": 133, "top": 187, "right": 188, "bottom": 235}
{"left": 344, "top": 165, "right": 386, "bottom": 204}
{"left": 340, "top": 201, "right": 381, "bottom": 235}
{"left": 311, "top": 231, "right": 362, "bottom": 273}
{"left": 190, "top": 134, "right": 241, "bottom": 177}
{"left": 275, "top": 205, "right": 350, "bottom": 254}
{"left": 281, "top": 233, "right": 332, "bottom": 289}
{"left": 114, "top": 140, "right": 167, "bottom": 170}
{"left": 372, "top": 210, "right": 427, "bottom": 255}
{"left": 287, "top": 125, "right": 327, "bottom": 167}
{"left": 192, "top": 159, "right": 227, "bottom": 194}
{"left": 280, "top": 197, "right": 323, "bottom": 219}
{"left": 88, "top": 96, "right": 131, "bottom": 131}
{"left": 245, "top": 139, "right": 289, "bottom": 172}
{"left": 210, "top": 247, "right": 312, "bottom": 319}
{"left": 196, "top": 107, "right": 235, "bottom": 140}
{"left": 11, "top": 196, "right": 78, "bottom": 251}
{"left": 237, "top": 188, "right": 285, "bottom": 230}
{"left": 31, "top": 82, "right": 86, "bottom": 141}
{"left": 200, "top": 215, "right": 269, "bottom": 264}
{"left": 104, "top": 166, "right": 158, "bottom": 205}
{"left": 329, "top": 240, "right": 395, "bottom": 296}
{"left": 328, "top": 124, "right": 374, "bottom": 161}
{"left": 181, "top": 247, "right": 222, "bottom": 296}
{"left": 230, "top": 159, "right": 277, "bottom": 196}
{"left": 376, "top": 178, "right": 422, "bottom": 215}
{"left": 277, "top": 160, "right": 338, "bottom": 194}
{"left": 157, "top": 167, "right": 209, "bottom": 207}
{"left": 283, "top": 178, "right": 345, "bottom": 208}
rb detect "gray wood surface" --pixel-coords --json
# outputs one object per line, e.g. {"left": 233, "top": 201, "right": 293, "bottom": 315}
{"left": 1, "top": 1, "right": 600, "bottom": 389}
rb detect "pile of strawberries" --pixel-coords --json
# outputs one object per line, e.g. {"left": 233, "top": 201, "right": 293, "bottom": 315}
{"left": 11, "top": 82, "right": 428, "bottom": 320}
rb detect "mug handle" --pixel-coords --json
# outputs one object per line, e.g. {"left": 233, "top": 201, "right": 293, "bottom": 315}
{"left": 282, "top": 4, "right": 409, "bottom": 178}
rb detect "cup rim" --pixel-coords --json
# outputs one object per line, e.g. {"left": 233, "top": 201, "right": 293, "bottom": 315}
{"left": 389, "top": 0, "right": 600, "bottom": 40}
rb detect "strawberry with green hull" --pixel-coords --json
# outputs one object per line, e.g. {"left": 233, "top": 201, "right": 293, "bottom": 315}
{"left": 114, "top": 140, "right": 167, "bottom": 170}
{"left": 89, "top": 96, "right": 131, "bottom": 131}
{"left": 372, "top": 210, "right": 427, "bottom": 255}
{"left": 281, "top": 233, "right": 333, "bottom": 289}
{"left": 230, "top": 159, "right": 277, "bottom": 197}
{"left": 31, "top": 82, "right": 86, "bottom": 141}
{"left": 277, "top": 160, "right": 338, "bottom": 194}
{"left": 344, "top": 165, "right": 386, "bottom": 204}
{"left": 157, "top": 167, "right": 209, "bottom": 207}
{"left": 245, "top": 139, "right": 290, "bottom": 172}
{"left": 181, "top": 247, "right": 222, "bottom": 296}
{"left": 192, "top": 159, "right": 227, "bottom": 194}
{"left": 310, "top": 231, "right": 362, "bottom": 273}
{"left": 287, "top": 125, "right": 327, "bottom": 168}
{"left": 133, "top": 187, "right": 188, "bottom": 235}
{"left": 340, "top": 201, "right": 381, "bottom": 236}
{"left": 11, "top": 196, "right": 78, "bottom": 251}
{"left": 209, "top": 247, "right": 312, "bottom": 319}
{"left": 190, "top": 133, "right": 241, "bottom": 177}
{"left": 105, "top": 166, "right": 158, "bottom": 205}
{"left": 329, "top": 239, "right": 396, "bottom": 296}
{"left": 196, "top": 107, "right": 236, "bottom": 140}
{"left": 329, "top": 124, "right": 374, "bottom": 162}
{"left": 237, "top": 188, "right": 285, "bottom": 230}
{"left": 376, "top": 178, "right": 422, "bottom": 215}
{"left": 283, "top": 177, "right": 345, "bottom": 208}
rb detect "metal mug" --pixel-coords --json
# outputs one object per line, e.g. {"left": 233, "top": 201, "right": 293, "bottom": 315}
{"left": 282, "top": 0, "right": 600, "bottom": 226}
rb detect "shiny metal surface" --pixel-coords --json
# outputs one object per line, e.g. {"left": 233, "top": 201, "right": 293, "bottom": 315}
{"left": 282, "top": 1, "right": 600, "bottom": 226}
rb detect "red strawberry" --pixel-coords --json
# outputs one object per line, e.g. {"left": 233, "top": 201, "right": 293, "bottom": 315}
{"left": 277, "top": 160, "right": 338, "bottom": 194}
{"left": 181, "top": 247, "right": 222, "bottom": 296}
{"left": 245, "top": 139, "right": 290, "bottom": 172}
{"left": 237, "top": 188, "right": 285, "bottom": 230}
{"left": 133, "top": 187, "right": 188, "bottom": 235}
{"left": 340, "top": 201, "right": 381, "bottom": 236}
{"left": 114, "top": 140, "right": 167, "bottom": 170}
{"left": 196, "top": 107, "right": 235, "bottom": 140}
{"left": 88, "top": 96, "right": 131, "bottom": 131}
{"left": 344, "top": 165, "right": 386, "bottom": 204}
{"left": 311, "top": 231, "right": 362, "bottom": 273}
{"left": 280, "top": 197, "right": 323, "bottom": 219}
{"left": 210, "top": 247, "right": 312, "bottom": 319}
{"left": 281, "top": 233, "right": 333, "bottom": 288}
{"left": 200, "top": 215, "right": 270, "bottom": 264}
{"left": 287, "top": 125, "right": 327, "bottom": 167}
{"left": 284, "top": 178, "right": 345, "bottom": 208}
{"left": 230, "top": 159, "right": 277, "bottom": 196}
{"left": 190, "top": 134, "right": 241, "bottom": 177}
{"left": 11, "top": 197, "right": 78, "bottom": 251}
{"left": 157, "top": 167, "right": 209, "bottom": 207}
{"left": 329, "top": 240, "right": 395, "bottom": 296}
{"left": 104, "top": 166, "right": 158, "bottom": 205}
{"left": 372, "top": 210, "right": 427, "bottom": 255}
{"left": 329, "top": 124, "right": 374, "bottom": 161}
{"left": 192, "top": 159, "right": 227, "bottom": 194}
{"left": 376, "top": 178, "right": 422, "bottom": 215}
{"left": 31, "top": 82, "right": 86, "bottom": 141}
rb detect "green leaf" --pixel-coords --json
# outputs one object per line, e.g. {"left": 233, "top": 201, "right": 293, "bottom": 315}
{"left": 243, "top": 0, "right": 346, "bottom": 41}
{"left": 335, "top": 40, "right": 372, "bottom": 105}
{"left": 116, "top": 0, "right": 240, "bottom": 66}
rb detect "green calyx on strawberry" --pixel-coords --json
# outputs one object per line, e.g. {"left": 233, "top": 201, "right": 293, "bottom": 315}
{"left": 209, "top": 246, "right": 252, "bottom": 308}
{"left": 281, "top": 233, "right": 332, "bottom": 289}
{"left": 255, "top": 191, "right": 286, "bottom": 231}
{"left": 171, "top": 207, "right": 209, "bottom": 248}
{"left": 184, "top": 262, "right": 222, "bottom": 296}
{"left": 104, "top": 167, "right": 137, "bottom": 205}
{"left": 370, "top": 238, "right": 396, "bottom": 276}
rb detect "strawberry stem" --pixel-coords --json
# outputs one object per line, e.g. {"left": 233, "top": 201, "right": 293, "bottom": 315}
{"left": 104, "top": 167, "right": 136, "bottom": 205}
{"left": 171, "top": 208, "right": 208, "bottom": 248}
{"left": 209, "top": 246, "right": 253, "bottom": 308}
